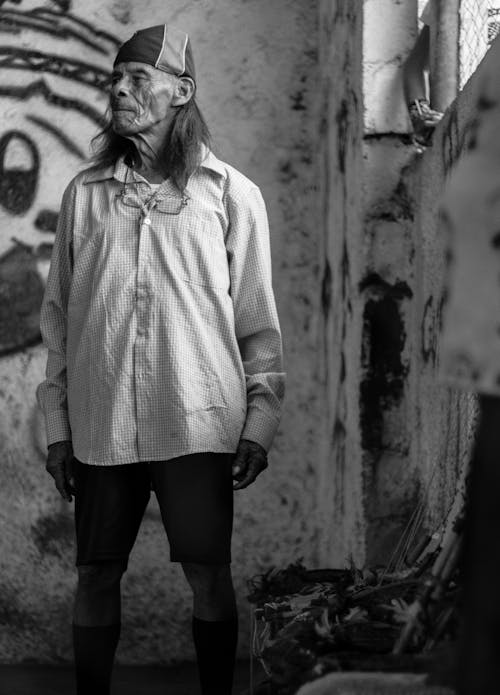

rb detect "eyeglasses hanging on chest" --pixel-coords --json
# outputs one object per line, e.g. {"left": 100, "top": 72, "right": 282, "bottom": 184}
{"left": 116, "top": 170, "right": 190, "bottom": 216}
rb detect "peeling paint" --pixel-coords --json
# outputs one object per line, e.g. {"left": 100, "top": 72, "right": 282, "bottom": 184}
{"left": 441, "top": 105, "right": 478, "bottom": 176}
{"left": 421, "top": 293, "right": 446, "bottom": 365}
{"left": 332, "top": 418, "right": 346, "bottom": 517}
{"left": 359, "top": 273, "right": 412, "bottom": 455}
{"left": 321, "top": 259, "right": 332, "bottom": 320}
{"left": 336, "top": 98, "right": 349, "bottom": 174}
{"left": 367, "top": 179, "right": 414, "bottom": 222}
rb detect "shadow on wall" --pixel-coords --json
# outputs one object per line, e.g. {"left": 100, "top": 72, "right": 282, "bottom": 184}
{"left": 0, "top": 0, "right": 119, "bottom": 355}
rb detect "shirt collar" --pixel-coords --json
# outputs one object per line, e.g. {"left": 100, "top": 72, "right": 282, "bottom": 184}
{"left": 199, "top": 145, "right": 227, "bottom": 178}
{"left": 82, "top": 162, "right": 116, "bottom": 185}
{"left": 82, "top": 146, "right": 226, "bottom": 185}
{"left": 82, "top": 157, "right": 143, "bottom": 185}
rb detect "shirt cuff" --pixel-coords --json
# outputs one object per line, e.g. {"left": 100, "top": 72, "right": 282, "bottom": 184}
{"left": 45, "top": 409, "right": 72, "bottom": 446}
{"left": 240, "top": 406, "right": 279, "bottom": 453}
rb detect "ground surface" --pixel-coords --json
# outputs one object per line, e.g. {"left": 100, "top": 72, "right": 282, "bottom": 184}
{"left": 0, "top": 660, "right": 263, "bottom": 694}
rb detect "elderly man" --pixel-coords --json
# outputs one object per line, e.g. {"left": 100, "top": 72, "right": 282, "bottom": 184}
{"left": 37, "top": 24, "right": 285, "bottom": 695}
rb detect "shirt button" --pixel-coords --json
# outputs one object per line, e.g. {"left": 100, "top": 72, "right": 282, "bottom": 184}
{"left": 137, "top": 326, "right": 146, "bottom": 336}
{"left": 143, "top": 217, "right": 151, "bottom": 225}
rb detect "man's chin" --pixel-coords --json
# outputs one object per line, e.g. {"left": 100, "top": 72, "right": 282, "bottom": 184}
{"left": 111, "top": 115, "right": 139, "bottom": 136}
{"left": 112, "top": 125, "right": 134, "bottom": 136}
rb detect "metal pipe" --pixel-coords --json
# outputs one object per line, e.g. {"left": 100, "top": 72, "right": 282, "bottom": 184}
{"left": 430, "top": 0, "right": 460, "bottom": 111}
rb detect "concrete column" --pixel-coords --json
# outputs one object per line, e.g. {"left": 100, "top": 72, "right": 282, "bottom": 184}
{"left": 317, "top": 0, "right": 364, "bottom": 565}
{"left": 362, "top": 0, "right": 423, "bottom": 563}
{"left": 430, "top": 0, "right": 459, "bottom": 112}
{"left": 364, "top": 0, "right": 417, "bottom": 134}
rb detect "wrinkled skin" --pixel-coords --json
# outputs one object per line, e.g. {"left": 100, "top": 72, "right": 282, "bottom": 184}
{"left": 110, "top": 61, "right": 195, "bottom": 181}
{"left": 232, "top": 438, "right": 268, "bottom": 490}
{"left": 47, "top": 437, "right": 268, "bottom": 501}
{"left": 46, "top": 440, "right": 74, "bottom": 502}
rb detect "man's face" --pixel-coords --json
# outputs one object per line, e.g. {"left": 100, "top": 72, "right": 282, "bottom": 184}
{"left": 110, "top": 62, "right": 178, "bottom": 136}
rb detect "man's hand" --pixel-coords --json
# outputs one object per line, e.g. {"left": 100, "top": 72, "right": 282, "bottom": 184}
{"left": 46, "top": 440, "right": 75, "bottom": 502}
{"left": 232, "top": 438, "right": 268, "bottom": 490}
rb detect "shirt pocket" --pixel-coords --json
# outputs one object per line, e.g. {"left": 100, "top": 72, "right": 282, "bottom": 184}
{"left": 166, "top": 204, "right": 230, "bottom": 290}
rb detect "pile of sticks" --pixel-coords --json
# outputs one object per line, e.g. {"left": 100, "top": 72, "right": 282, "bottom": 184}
{"left": 247, "top": 462, "right": 468, "bottom": 694}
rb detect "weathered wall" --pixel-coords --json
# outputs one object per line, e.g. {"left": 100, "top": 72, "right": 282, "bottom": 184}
{"left": 408, "top": 42, "right": 495, "bottom": 533}
{"left": 316, "top": 0, "right": 364, "bottom": 566}
{"left": 361, "top": 0, "right": 481, "bottom": 562}
{"left": 362, "top": 0, "right": 423, "bottom": 562}
{"left": 0, "top": 0, "right": 324, "bottom": 665}
{"left": 3, "top": 0, "right": 482, "bottom": 664}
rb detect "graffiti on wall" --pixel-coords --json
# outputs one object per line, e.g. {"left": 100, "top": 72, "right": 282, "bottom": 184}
{"left": 0, "top": 0, "right": 119, "bottom": 355}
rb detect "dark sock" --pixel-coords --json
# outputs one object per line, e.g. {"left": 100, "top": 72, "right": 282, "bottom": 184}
{"left": 192, "top": 616, "right": 238, "bottom": 695}
{"left": 73, "top": 623, "right": 121, "bottom": 695}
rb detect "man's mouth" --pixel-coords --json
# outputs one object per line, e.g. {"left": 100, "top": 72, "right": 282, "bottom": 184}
{"left": 111, "top": 101, "right": 135, "bottom": 113}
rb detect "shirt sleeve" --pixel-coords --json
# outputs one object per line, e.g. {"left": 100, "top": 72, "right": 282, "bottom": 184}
{"left": 225, "top": 184, "right": 285, "bottom": 452}
{"left": 36, "top": 181, "right": 75, "bottom": 445}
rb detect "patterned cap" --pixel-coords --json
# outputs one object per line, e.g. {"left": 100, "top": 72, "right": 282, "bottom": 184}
{"left": 113, "top": 24, "right": 196, "bottom": 81}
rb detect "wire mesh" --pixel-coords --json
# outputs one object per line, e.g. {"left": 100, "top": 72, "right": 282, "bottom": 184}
{"left": 488, "top": 5, "right": 500, "bottom": 43}
{"left": 459, "top": 0, "right": 500, "bottom": 88}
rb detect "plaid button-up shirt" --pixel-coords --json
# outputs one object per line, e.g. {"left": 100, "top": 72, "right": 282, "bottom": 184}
{"left": 37, "top": 150, "right": 285, "bottom": 465}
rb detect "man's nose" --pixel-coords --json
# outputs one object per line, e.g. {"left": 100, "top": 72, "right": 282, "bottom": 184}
{"left": 112, "top": 76, "right": 130, "bottom": 97}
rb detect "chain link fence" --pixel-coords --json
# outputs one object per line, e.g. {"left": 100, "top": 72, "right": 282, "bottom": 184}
{"left": 459, "top": 0, "right": 500, "bottom": 88}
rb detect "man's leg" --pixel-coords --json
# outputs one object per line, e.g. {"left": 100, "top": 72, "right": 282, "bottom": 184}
{"left": 149, "top": 453, "right": 236, "bottom": 695}
{"left": 182, "top": 562, "right": 238, "bottom": 695}
{"left": 73, "top": 563, "right": 126, "bottom": 695}
{"left": 73, "top": 460, "right": 150, "bottom": 695}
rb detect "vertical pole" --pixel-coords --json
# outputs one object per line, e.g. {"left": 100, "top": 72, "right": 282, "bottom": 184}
{"left": 430, "top": 0, "right": 460, "bottom": 111}
{"left": 317, "top": 0, "right": 364, "bottom": 565}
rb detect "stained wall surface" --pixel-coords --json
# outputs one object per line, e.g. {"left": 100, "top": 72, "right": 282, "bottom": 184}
{"left": 0, "top": 0, "right": 324, "bottom": 664}
{"left": 361, "top": 0, "right": 485, "bottom": 563}
{"left": 362, "top": 0, "right": 423, "bottom": 562}
{"left": 408, "top": 46, "right": 498, "bottom": 533}
{"left": 316, "top": 0, "right": 364, "bottom": 566}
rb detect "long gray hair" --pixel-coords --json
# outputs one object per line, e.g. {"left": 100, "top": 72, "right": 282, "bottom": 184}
{"left": 91, "top": 97, "right": 211, "bottom": 192}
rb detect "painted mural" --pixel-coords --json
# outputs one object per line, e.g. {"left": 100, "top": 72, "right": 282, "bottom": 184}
{"left": 0, "top": 0, "right": 118, "bottom": 354}
{"left": 0, "top": 2, "right": 122, "bottom": 663}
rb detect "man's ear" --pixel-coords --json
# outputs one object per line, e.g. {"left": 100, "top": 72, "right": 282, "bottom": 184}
{"left": 172, "top": 76, "right": 195, "bottom": 106}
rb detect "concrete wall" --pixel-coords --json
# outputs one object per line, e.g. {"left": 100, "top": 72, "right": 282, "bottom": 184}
{"left": 2, "top": 0, "right": 484, "bottom": 664}
{"left": 408, "top": 42, "right": 500, "bottom": 533}
{"left": 361, "top": 0, "right": 482, "bottom": 562}
{"left": 0, "top": 0, "right": 325, "bottom": 665}
{"left": 362, "top": 0, "right": 423, "bottom": 562}
{"left": 316, "top": 0, "right": 364, "bottom": 566}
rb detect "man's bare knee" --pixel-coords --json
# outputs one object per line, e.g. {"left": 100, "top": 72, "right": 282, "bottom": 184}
{"left": 182, "top": 562, "right": 232, "bottom": 596}
{"left": 77, "top": 563, "right": 126, "bottom": 593}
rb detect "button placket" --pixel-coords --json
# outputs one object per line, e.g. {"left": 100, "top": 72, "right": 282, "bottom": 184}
{"left": 134, "top": 195, "right": 156, "bottom": 459}
{"left": 135, "top": 197, "right": 155, "bottom": 344}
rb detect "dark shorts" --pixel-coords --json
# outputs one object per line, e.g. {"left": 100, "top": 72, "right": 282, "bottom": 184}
{"left": 74, "top": 452, "right": 235, "bottom": 567}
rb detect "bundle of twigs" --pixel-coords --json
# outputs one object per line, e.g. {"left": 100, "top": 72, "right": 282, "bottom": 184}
{"left": 246, "top": 457, "right": 469, "bottom": 694}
